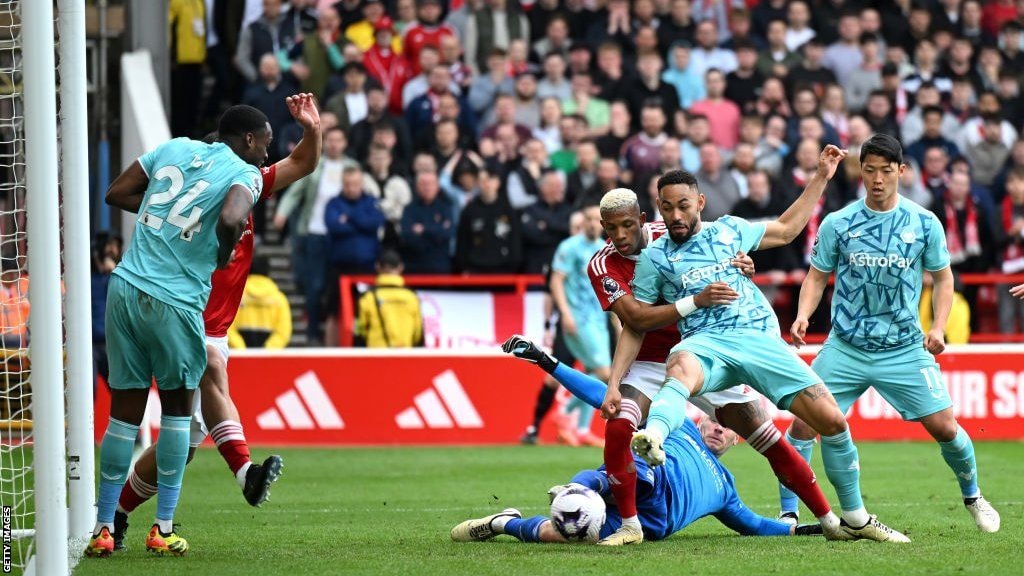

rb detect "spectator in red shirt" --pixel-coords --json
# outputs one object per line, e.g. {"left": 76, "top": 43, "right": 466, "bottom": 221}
{"left": 690, "top": 68, "right": 741, "bottom": 151}
{"left": 403, "top": 0, "right": 457, "bottom": 76}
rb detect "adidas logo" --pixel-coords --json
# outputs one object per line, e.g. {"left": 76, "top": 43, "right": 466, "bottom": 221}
{"left": 395, "top": 370, "right": 483, "bottom": 429}
{"left": 257, "top": 371, "right": 345, "bottom": 430}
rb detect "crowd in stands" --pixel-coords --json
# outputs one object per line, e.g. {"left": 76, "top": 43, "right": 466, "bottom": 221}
{"left": 176, "top": 0, "right": 1024, "bottom": 344}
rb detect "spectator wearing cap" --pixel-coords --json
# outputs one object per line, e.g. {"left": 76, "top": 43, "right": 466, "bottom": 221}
{"left": 842, "top": 32, "right": 883, "bottom": 113}
{"left": 690, "top": 69, "right": 741, "bottom": 151}
{"left": 658, "top": 0, "right": 696, "bottom": 51}
{"left": 784, "top": 1, "right": 816, "bottom": 52}
{"left": 456, "top": 169, "right": 522, "bottom": 274}
{"left": 536, "top": 52, "right": 571, "bottom": 102}
{"left": 363, "top": 16, "right": 409, "bottom": 100}
{"left": 401, "top": 171, "right": 456, "bottom": 274}
{"left": 324, "top": 62, "right": 370, "bottom": 131}
{"left": 662, "top": 41, "right": 705, "bottom": 110}
{"left": 234, "top": 0, "right": 298, "bottom": 85}
{"left": 723, "top": 40, "right": 764, "bottom": 114}
{"left": 757, "top": 19, "right": 800, "bottom": 78}
{"left": 346, "top": 0, "right": 402, "bottom": 53}
{"left": 465, "top": 0, "right": 531, "bottom": 75}
{"left": 785, "top": 37, "right": 837, "bottom": 99}
{"left": 403, "top": 0, "right": 457, "bottom": 76}
{"left": 689, "top": 20, "right": 737, "bottom": 77}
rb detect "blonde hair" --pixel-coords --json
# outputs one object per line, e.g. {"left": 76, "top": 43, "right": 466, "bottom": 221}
{"left": 599, "top": 188, "right": 639, "bottom": 213}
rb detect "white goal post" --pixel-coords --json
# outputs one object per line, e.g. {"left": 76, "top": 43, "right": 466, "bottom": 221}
{"left": 6, "top": 0, "right": 94, "bottom": 574}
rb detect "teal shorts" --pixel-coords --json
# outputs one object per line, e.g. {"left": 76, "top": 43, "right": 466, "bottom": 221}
{"left": 105, "top": 275, "right": 205, "bottom": 391}
{"left": 669, "top": 331, "right": 820, "bottom": 409}
{"left": 562, "top": 316, "right": 611, "bottom": 372}
{"left": 812, "top": 336, "right": 951, "bottom": 421}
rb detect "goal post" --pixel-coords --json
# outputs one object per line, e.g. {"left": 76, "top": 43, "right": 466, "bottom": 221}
{"left": 23, "top": 2, "right": 70, "bottom": 576}
{"left": 58, "top": 0, "right": 97, "bottom": 546}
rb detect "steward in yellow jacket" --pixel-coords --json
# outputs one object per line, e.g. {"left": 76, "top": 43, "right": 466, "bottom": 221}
{"left": 229, "top": 256, "right": 293, "bottom": 349}
{"left": 356, "top": 250, "right": 423, "bottom": 348}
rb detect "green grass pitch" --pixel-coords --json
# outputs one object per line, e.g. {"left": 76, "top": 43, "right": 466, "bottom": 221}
{"left": 72, "top": 441, "right": 1022, "bottom": 576}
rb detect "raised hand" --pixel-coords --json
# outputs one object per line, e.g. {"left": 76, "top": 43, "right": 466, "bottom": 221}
{"left": 286, "top": 93, "right": 320, "bottom": 130}
{"left": 816, "top": 144, "right": 847, "bottom": 181}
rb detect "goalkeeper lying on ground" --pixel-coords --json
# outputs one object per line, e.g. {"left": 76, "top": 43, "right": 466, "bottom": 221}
{"left": 450, "top": 355, "right": 823, "bottom": 543}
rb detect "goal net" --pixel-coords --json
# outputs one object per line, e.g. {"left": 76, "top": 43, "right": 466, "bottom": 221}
{"left": 0, "top": 1, "right": 94, "bottom": 574}
{"left": 0, "top": 1, "right": 35, "bottom": 571}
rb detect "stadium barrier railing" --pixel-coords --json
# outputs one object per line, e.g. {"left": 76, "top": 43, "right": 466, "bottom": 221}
{"left": 337, "top": 272, "right": 1024, "bottom": 346}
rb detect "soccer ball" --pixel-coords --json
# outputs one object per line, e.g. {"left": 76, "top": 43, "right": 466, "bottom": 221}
{"left": 549, "top": 484, "right": 607, "bottom": 542}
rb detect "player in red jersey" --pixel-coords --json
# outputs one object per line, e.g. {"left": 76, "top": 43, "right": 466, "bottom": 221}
{"left": 504, "top": 188, "right": 840, "bottom": 545}
{"left": 111, "top": 93, "right": 322, "bottom": 550}
{"left": 402, "top": 0, "right": 457, "bottom": 75}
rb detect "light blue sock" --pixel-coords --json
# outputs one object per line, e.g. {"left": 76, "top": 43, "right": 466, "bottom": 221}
{"left": 778, "top": 432, "right": 816, "bottom": 514}
{"left": 551, "top": 363, "right": 606, "bottom": 409}
{"left": 96, "top": 417, "right": 140, "bottom": 525}
{"left": 575, "top": 394, "right": 595, "bottom": 432}
{"left": 939, "top": 426, "right": 980, "bottom": 498}
{"left": 155, "top": 415, "right": 191, "bottom": 523}
{"left": 503, "top": 516, "right": 547, "bottom": 542}
{"left": 645, "top": 377, "right": 691, "bottom": 439}
{"left": 819, "top": 429, "right": 863, "bottom": 513}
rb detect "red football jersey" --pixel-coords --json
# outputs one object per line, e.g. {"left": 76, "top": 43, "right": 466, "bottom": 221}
{"left": 402, "top": 22, "right": 457, "bottom": 75}
{"left": 203, "top": 164, "right": 277, "bottom": 337}
{"left": 586, "top": 222, "right": 679, "bottom": 363}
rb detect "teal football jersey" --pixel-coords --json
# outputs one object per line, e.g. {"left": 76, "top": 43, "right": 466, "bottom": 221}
{"left": 552, "top": 233, "right": 607, "bottom": 323}
{"left": 114, "top": 138, "right": 262, "bottom": 312}
{"left": 632, "top": 216, "right": 777, "bottom": 339}
{"left": 810, "top": 197, "right": 950, "bottom": 351}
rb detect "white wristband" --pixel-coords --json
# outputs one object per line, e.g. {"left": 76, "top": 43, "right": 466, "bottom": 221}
{"left": 675, "top": 296, "right": 697, "bottom": 318}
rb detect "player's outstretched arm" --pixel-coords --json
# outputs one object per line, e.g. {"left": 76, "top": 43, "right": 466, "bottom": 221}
{"left": 791, "top": 266, "right": 830, "bottom": 347}
{"left": 925, "top": 266, "right": 954, "bottom": 355}
{"left": 715, "top": 499, "right": 794, "bottom": 537}
{"left": 105, "top": 161, "right": 150, "bottom": 213}
{"left": 270, "top": 93, "right": 322, "bottom": 193}
{"left": 216, "top": 184, "right": 256, "bottom": 268}
{"left": 759, "top": 145, "right": 846, "bottom": 250}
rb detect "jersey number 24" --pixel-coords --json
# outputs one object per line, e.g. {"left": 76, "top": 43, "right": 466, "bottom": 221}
{"left": 140, "top": 165, "right": 208, "bottom": 242}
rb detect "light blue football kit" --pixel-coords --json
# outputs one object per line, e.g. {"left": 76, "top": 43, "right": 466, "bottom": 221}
{"left": 631, "top": 216, "right": 820, "bottom": 408}
{"left": 96, "top": 137, "right": 261, "bottom": 534}
{"left": 779, "top": 197, "right": 980, "bottom": 514}
{"left": 108, "top": 138, "right": 262, "bottom": 391}
{"left": 633, "top": 215, "right": 867, "bottom": 517}
{"left": 552, "top": 233, "right": 611, "bottom": 371}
